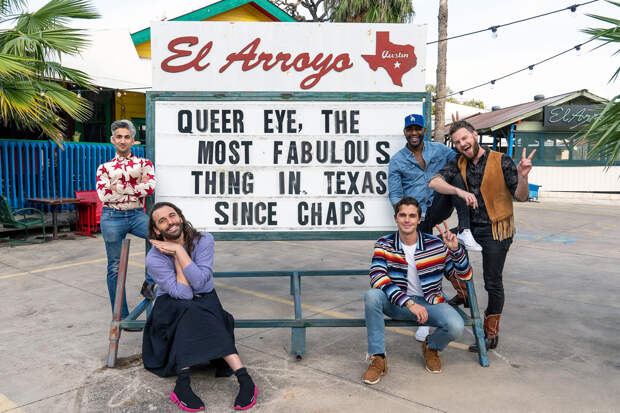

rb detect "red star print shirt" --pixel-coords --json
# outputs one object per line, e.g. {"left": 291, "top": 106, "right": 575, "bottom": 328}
{"left": 96, "top": 153, "right": 156, "bottom": 210}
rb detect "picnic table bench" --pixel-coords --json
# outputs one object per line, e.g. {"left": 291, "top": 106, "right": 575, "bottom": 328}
{"left": 107, "top": 239, "right": 489, "bottom": 368}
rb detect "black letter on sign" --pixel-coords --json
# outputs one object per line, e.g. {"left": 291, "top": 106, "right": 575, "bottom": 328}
{"left": 354, "top": 201, "right": 365, "bottom": 224}
{"left": 376, "top": 141, "right": 390, "bottom": 164}
{"left": 178, "top": 110, "right": 192, "bottom": 133}
{"left": 191, "top": 170, "right": 202, "bottom": 194}
{"left": 198, "top": 141, "right": 213, "bottom": 164}
{"left": 214, "top": 202, "right": 228, "bottom": 225}
{"left": 376, "top": 171, "right": 387, "bottom": 194}
{"left": 298, "top": 202, "right": 308, "bottom": 225}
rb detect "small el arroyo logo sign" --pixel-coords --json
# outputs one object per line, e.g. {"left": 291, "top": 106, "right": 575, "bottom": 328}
{"left": 362, "top": 31, "right": 417, "bottom": 87}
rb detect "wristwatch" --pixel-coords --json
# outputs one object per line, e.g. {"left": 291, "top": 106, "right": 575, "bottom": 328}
{"left": 405, "top": 299, "right": 415, "bottom": 309}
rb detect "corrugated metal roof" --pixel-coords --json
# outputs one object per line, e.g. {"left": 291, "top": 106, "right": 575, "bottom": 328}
{"left": 444, "top": 89, "right": 607, "bottom": 134}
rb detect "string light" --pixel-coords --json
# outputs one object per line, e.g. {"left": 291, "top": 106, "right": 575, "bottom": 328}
{"left": 436, "top": 38, "right": 595, "bottom": 101}
{"left": 427, "top": 0, "right": 599, "bottom": 44}
{"left": 528, "top": 65, "right": 534, "bottom": 76}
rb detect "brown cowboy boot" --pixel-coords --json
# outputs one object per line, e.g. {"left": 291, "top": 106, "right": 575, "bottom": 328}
{"left": 447, "top": 276, "right": 470, "bottom": 308}
{"left": 469, "top": 313, "right": 501, "bottom": 352}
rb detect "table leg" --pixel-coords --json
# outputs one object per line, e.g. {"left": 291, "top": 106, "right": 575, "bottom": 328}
{"left": 52, "top": 206, "right": 58, "bottom": 240}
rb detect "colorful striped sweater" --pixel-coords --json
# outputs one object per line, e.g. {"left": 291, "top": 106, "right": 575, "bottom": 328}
{"left": 369, "top": 231, "right": 472, "bottom": 306}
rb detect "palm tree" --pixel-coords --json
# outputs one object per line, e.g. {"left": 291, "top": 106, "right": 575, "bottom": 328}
{"left": 434, "top": 0, "right": 447, "bottom": 142}
{"left": 328, "top": 0, "right": 414, "bottom": 23}
{"left": 0, "top": 0, "right": 99, "bottom": 146}
{"left": 581, "top": 1, "right": 620, "bottom": 168}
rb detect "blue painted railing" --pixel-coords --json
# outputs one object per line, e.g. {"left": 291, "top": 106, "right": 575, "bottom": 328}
{"left": 0, "top": 140, "right": 146, "bottom": 211}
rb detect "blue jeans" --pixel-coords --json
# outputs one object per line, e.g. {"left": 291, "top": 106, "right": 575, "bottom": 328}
{"left": 100, "top": 207, "right": 153, "bottom": 318}
{"left": 365, "top": 289, "right": 464, "bottom": 355}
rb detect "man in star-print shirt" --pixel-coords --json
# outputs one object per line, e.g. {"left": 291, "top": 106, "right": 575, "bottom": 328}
{"left": 97, "top": 119, "right": 156, "bottom": 321}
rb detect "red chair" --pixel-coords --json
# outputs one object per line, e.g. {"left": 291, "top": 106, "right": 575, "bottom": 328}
{"left": 75, "top": 190, "right": 102, "bottom": 237}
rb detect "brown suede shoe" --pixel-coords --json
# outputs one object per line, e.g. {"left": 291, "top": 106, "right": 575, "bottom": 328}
{"left": 362, "top": 355, "right": 387, "bottom": 385}
{"left": 422, "top": 338, "right": 442, "bottom": 373}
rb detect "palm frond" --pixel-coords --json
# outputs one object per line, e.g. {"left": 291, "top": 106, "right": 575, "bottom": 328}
{"left": 0, "top": 52, "right": 35, "bottom": 76}
{"left": 0, "top": 0, "right": 26, "bottom": 16}
{"left": 1, "top": 0, "right": 97, "bottom": 145}
{"left": 329, "top": 0, "right": 413, "bottom": 23}
{"left": 1, "top": 28, "right": 91, "bottom": 58}
{"left": 580, "top": 95, "right": 620, "bottom": 169}
{"left": 15, "top": 0, "right": 98, "bottom": 32}
{"left": 40, "top": 61, "right": 93, "bottom": 86}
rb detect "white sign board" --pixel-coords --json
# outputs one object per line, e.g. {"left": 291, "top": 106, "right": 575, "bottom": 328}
{"left": 154, "top": 100, "right": 420, "bottom": 232}
{"left": 151, "top": 22, "right": 426, "bottom": 93}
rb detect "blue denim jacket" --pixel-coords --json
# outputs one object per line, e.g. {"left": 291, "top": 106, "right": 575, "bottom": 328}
{"left": 388, "top": 141, "right": 456, "bottom": 212}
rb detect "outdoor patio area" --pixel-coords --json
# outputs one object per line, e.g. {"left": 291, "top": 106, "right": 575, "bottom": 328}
{"left": 1, "top": 199, "right": 618, "bottom": 412}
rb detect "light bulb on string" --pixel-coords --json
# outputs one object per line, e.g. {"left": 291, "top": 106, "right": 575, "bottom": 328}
{"left": 490, "top": 26, "right": 498, "bottom": 39}
{"left": 528, "top": 65, "right": 534, "bottom": 76}
{"left": 116, "top": 90, "right": 122, "bottom": 98}
{"left": 575, "top": 44, "right": 582, "bottom": 57}
{"left": 490, "top": 80, "right": 496, "bottom": 90}
{"left": 570, "top": 4, "right": 578, "bottom": 19}
{"left": 77, "top": 91, "right": 81, "bottom": 98}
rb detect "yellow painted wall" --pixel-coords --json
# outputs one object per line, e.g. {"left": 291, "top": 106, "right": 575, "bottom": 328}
{"left": 135, "top": 41, "right": 151, "bottom": 58}
{"left": 207, "top": 4, "right": 275, "bottom": 22}
{"left": 134, "top": 4, "right": 274, "bottom": 58}
{"left": 114, "top": 91, "right": 146, "bottom": 120}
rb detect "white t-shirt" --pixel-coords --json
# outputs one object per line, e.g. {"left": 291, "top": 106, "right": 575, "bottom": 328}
{"left": 402, "top": 243, "right": 423, "bottom": 298}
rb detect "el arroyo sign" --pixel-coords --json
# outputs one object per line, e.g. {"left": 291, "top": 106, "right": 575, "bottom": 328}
{"left": 152, "top": 22, "right": 426, "bottom": 92}
{"left": 150, "top": 22, "right": 427, "bottom": 234}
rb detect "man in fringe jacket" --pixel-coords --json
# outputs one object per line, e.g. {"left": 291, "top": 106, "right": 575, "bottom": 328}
{"left": 362, "top": 197, "right": 472, "bottom": 383}
{"left": 430, "top": 120, "right": 535, "bottom": 352}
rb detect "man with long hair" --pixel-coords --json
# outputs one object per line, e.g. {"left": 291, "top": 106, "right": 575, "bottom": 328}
{"left": 143, "top": 202, "right": 257, "bottom": 412}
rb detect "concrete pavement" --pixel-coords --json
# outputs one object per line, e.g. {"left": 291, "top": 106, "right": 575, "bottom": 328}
{"left": 1, "top": 200, "right": 619, "bottom": 412}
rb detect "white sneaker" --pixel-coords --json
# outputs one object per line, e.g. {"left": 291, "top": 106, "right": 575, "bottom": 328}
{"left": 457, "top": 229, "right": 483, "bottom": 252}
{"left": 415, "top": 326, "right": 430, "bottom": 342}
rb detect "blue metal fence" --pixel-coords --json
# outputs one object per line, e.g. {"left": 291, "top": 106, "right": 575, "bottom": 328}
{"left": 0, "top": 140, "right": 146, "bottom": 211}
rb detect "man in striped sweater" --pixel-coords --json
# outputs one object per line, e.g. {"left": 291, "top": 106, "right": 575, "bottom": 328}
{"left": 362, "top": 197, "right": 472, "bottom": 382}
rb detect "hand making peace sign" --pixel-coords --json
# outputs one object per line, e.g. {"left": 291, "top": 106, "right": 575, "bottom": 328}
{"left": 434, "top": 220, "right": 459, "bottom": 251}
{"left": 517, "top": 147, "right": 536, "bottom": 178}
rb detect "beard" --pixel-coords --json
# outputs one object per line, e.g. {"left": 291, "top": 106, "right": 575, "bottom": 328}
{"left": 406, "top": 135, "right": 423, "bottom": 151}
{"left": 462, "top": 140, "right": 481, "bottom": 160}
{"left": 161, "top": 223, "right": 183, "bottom": 240}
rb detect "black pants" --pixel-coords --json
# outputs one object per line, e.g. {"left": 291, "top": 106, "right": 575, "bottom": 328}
{"left": 420, "top": 173, "right": 471, "bottom": 234}
{"left": 471, "top": 224, "right": 513, "bottom": 315}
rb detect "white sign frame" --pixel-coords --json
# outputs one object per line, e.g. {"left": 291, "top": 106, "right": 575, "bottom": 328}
{"left": 147, "top": 91, "right": 432, "bottom": 241}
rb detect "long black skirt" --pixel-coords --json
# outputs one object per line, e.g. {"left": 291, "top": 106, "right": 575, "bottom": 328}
{"left": 142, "top": 290, "right": 238, "bottom": 377}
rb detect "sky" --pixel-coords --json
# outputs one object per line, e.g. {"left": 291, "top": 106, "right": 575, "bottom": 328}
{"left": 17, "top": 0, "right": 620, "bottom": 109}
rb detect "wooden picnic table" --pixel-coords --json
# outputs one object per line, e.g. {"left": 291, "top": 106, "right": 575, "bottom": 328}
{"left": 26, "top": 197, "right": 82, "bottom": 240}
